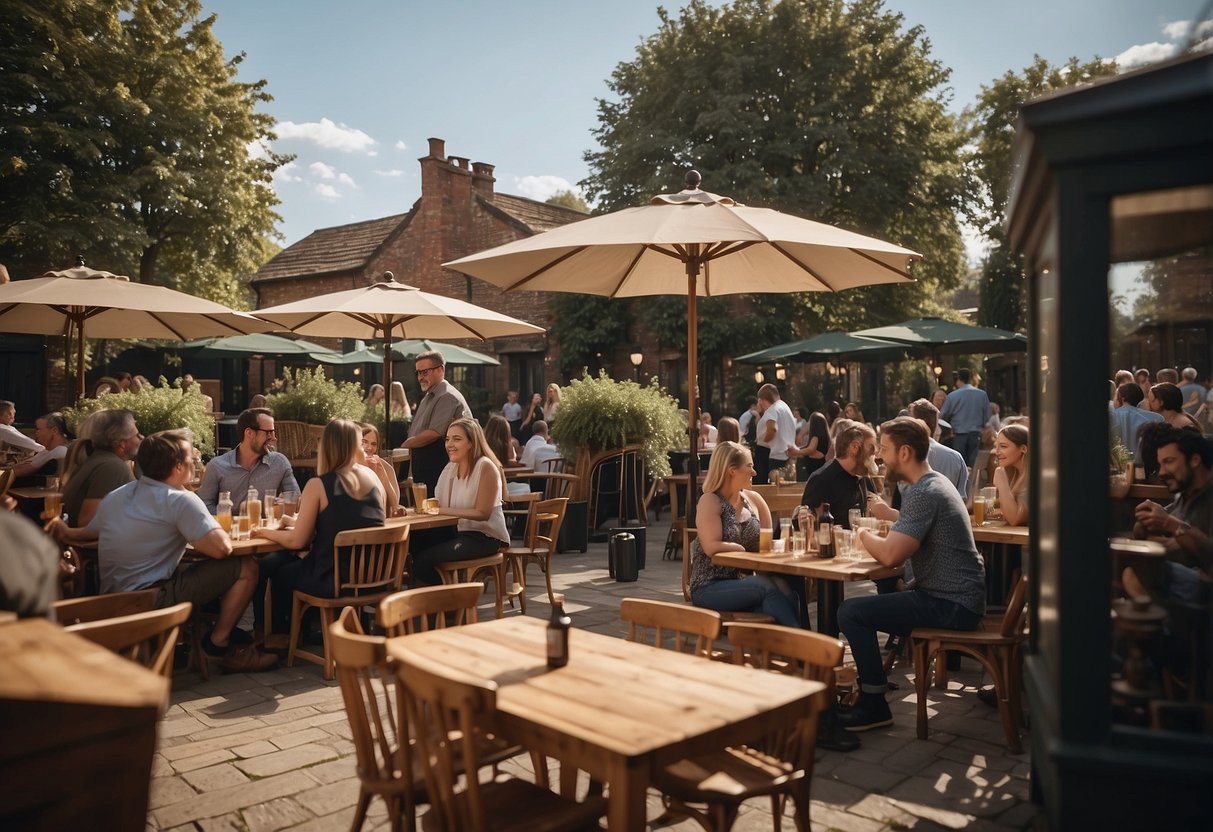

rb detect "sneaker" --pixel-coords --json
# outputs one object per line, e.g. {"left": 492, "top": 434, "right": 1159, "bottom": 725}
{"left": 817, "top": 709, "right": 860, "bottom": 752}
{"left": 839, "top": 692, "right": 894, "bottom": 732}
{"left": 219, "top": 644, "right": 279, "bottom": 673}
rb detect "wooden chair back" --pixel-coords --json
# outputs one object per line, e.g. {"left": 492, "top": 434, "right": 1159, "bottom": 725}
{"left": 0, "top": 466, "right": 13, "bottom": 500}
{"left": 377, "top": 583, "right": 482, "bottom": 637}
{"left": 528, "top": 471, "right": 577, "bottom": 500}
{"left": 329, "top": 606, "right": 415, "bottom": 831}
{"left": 53, "top": 588, "right": 159, "bottom": 626}
{"left": 621, "top": 597, "right": 721, "bottom": 656}
{"left": 999, "top": 573, "right": 1030, "bottom": 639}
{"left": 682, "top": 527, "right": 698, "bottom": 603}
{"left": 65, "top": 601, "right": 192, "bottom": 679}
{"left": 275, "top": 420, "right": 319, "bottom": 462}
{"left": 523, "top": 497, "right": 568, "bottom": 550}
{"left": 331, "top": 524, "right": 411, "bottom": 598}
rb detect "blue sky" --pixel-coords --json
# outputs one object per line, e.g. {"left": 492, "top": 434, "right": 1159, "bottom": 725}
{"left": 204, "top": 0, "right": 1210, "bottom": 257}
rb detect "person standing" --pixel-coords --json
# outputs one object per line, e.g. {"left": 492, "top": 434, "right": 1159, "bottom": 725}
{"left": 401, "top": 350, "right": 468, "bottom": 493}
{"left": 939, "top": 368, "right": 990, "bottom": 467}
{"left": 839, "top": 418, "right": 986, "bottom": 731}
{"left": 754, "top": 383, "right": 795, "bottom": 484}
{"left": 502, "top": 390, "right": 523, "bottom": 440}
{"left": 197, "top": 408, "right": 300, "bottom": 514}
{"left": 542, "top": 383, "right": 561, "bottom": 424}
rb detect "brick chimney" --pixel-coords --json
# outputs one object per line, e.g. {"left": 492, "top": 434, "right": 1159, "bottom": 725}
{"left": 426, "top": 137, "right": 445, "bottom": 159}
{"left": 472, "top": 162, "right": 495, "bottom": 198}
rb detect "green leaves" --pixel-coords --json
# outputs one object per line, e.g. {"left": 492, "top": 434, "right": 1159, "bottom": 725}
{"left": 63, "top": 376, "right": 216, "bottom": 459}
{"left": 264, "top": 367, "right": 366, "bottom": 426}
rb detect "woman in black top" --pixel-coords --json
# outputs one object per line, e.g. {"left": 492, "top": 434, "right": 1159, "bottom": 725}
{"left": 789, "top": 410, "right": 830, "bottom": 481}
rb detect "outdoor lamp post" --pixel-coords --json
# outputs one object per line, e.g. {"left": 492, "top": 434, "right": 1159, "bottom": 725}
{"left": 630, "top": 347, "right": 643, "bottom": 381}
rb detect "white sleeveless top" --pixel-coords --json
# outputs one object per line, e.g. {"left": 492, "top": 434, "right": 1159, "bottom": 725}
{"left": 436, "top": 455, "right": 509, "bottom": 544}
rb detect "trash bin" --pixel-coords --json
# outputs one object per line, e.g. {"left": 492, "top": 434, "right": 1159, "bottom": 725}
{"left": 611, "top": 525, "right": 646, "bottom": 570}
{"left": 558, "top": 501, "right": 588, "bottom": 553}
{"left": 609, "top": 532, "right": 638, "bottom": 582}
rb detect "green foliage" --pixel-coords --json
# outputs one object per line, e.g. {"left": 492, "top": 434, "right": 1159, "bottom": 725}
{"left": 63, "top": 376, "right": 215, "bottom": 458}
{"left": 545, "top": 190, "right": 589, "bottom": 213}
{"left": 0, "top": 0, "right": 288, "bottom": 304}
{"left": 547, "top": 295, "right": 633, "bottom": 379}
{"left": 582, "top": 0, "right": 971, "bottom": 320}
{"left": 549, "top": 372, "right": 685, "bottom": 478}
{"left": 264, "top": 367, "right": 366, "bottom": 425}
{"left": 977, "top": 233, "right": 1026, "bottom": 332}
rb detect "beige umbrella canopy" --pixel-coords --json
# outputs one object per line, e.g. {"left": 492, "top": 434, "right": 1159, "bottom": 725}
{"left": 0, "top": 257, "right": 273, "bottom": 399}
{"left": 445, "top": 172, "right": 921, "bottom": 511}
{"left": 254, "top": 273, "right": 544, "bottom": 420}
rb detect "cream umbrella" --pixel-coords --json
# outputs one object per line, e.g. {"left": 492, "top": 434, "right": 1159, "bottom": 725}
{"left": 0, "top": 257, "right": 274, "bottom": 399}
{"left": 445, "top": 172, "right": 921, "bottom": 514}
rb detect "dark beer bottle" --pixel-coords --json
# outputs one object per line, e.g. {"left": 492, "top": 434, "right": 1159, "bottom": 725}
{"left": 547, "top": 593, "right": 571, "bottom": 668}
{"left": 818, "top": 502, "right": 836, "bottom": 559}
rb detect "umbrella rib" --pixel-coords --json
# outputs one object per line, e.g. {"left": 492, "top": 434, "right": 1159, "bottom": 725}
{"left": 503, "top": 247, "right": 586, "bottom": 292}
{"left": 607, "top": 247, "right": 649, "bottom": 299}
{"left": 767, "top": 243, "right": 840, "bottom": 291}
{"left": 849, "top": 247, "right": 914, "bottom": 279}
{"left": 703, "top": 241, "right": 757, "bottom": 260}
{"left": 146, "top": 312, "right": 189, "bottom": 341}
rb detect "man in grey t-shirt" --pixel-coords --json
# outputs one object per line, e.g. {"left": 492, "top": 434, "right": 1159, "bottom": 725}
{"left": 839, "top": 417, "right": 986, "bottom": 732}
{"left": 403, "top": 350, "right": 468, "bottom": 492}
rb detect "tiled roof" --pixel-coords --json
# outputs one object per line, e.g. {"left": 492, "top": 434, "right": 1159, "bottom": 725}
{"left": 252, "top": 212, "right": 411, "bottom": 283}
{"left": 490, "top": 193, "right": 588, "bottom": 232}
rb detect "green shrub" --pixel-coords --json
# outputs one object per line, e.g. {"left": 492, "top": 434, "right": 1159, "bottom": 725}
{"left": 549, "top": 371, "right": 685, "bottom": 478}
{"left": 64, "top": 377, "right": 216, "bottom": 458}
{"left": 264, "top": 366, "right": 366, "bottom": 425}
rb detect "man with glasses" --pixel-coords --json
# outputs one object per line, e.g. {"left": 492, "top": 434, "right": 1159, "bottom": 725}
{"left": 401, "top": 350, "right": 468, "bottom": 491}
{"left": 198, "top": 408, "right": 299, "bottom": 514}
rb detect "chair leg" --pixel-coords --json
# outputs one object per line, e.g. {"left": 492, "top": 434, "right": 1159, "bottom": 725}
{"left": 542, "top": 551, "right": 555, "bottom": 606}
{"left": 514, "top": 555, "right": 529, "bottom": 615}
{"left": 913, "top": 637, "right": 931, "bottom": 740}
{"left": 318, "top": 606, "right": 336, "bottom": 681}
{"left": 994, "top": 649, "right": 1023, "bottom": 754}
{"left": 350, "top": 789, "right": 370, "bottom": 832}
{"left": 287, "top": 594, "right": 306, "bottom": 668}
{"left": 493, "top": 563, "right": 504, "bottom": 619}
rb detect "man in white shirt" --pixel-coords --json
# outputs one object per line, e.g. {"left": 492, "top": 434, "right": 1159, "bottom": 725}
{"left": 10, "top": 412, "right": 68, "bottom": 483}
{"left": 520, "top": 420, "right": 559, "bottom": 470}
{"left": 755, "top": 383, "right": 796, "bottom": 484}
{"left": 0, "top": 400, "right": 45, "bottom": 455}
{"left": 699, "top": 411, "right": 718, "bottom": 445}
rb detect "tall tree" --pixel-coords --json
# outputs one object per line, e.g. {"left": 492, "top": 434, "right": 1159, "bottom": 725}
{"left": 581, "top": 0, "right": 971, "bottom": 339}
{"left": 0, "top": 0, "right": 287, "bottom": 305}
{"left": 546, "top": 189, "right": 589, "bottom": 213}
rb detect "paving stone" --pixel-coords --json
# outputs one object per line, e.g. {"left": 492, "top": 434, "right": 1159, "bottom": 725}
{"left": 152, "top": 770, "right": 316, "bottom": 828}
{"left": 234, "top": 744, "right": 338, "bottom": 779}
{"left": 882, "top": 740, "right": 952, "bottom": 774}
{"left": 996, "top": 800, "right": 1042, "bottom": 829}
{"left": 232, "top": 740, "right": 279, "bottom": 759}
{"left": 301, "top": 756, "right": 358, "bottom": 786}
{"left": 805, "top": 801, "right": 886, "bottom": 832}
{"left": 159, "top": 715, "right": 209, "bottom": 739}
{"left": 849, "top": 792, "right": 921, "bottom": 826}
{"left": 884, "top": 790, "right": 977, "bottom": 829}
{"left": 182, "top": 763, "right": 251, "bottom": 793}
{"left": 281, "top": 806, "right": 357, "bottom": 832}
{"left": 937, "top": 745, "right": 1017, "bottom": 772}
{"left": 150, "top": 754, "right": 174, "bottom": 778}
{"left": 172, "top": 748, "right": 238, "bottom": 773}
{"left": 292, "top": 777, "right": 362, "bottom": 817}
{"left": 271, "top": 727, "right": 332, "bottom": 750}
{"left": 241, "top": 796, "right": 313, "bottom": 832}
{"left": 197, "top": 813, "right": 246, "bottom": 832}
{"left": 828, "top": 758, "right": 909, "bottom": 792}
{"left": 148, "top": 775, "right": 198, "bottom": 810}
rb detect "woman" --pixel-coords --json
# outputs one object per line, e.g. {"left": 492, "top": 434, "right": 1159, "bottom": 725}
{"left": 485, "top": 414, "right": 529, "bottom": 498}
{"left": 520, "top": 391, "right": 544, "bottom": 435}
{"left": 389, "top": 381, "right": 412, "bottom": 420}
{"left": 364, "top": 383, "right": 385, "bottom": 409}
{"left": 359, "top": 423, "right": 400, "bottom": 515}
{"left": 844, "top": 402, "right": 865, "bottom": 424}
{"left": 716, "top": 416, "right": 741, "bottom": 445}
{"left": 542, "top": 383, "right": 561, "bottom": 424}
{"left": 1149, "top": 382, "right": 1199, "bottom": 430}
{"left": 992, "top": 424, "right": 1030, "bottom": 526}
{"left": 410, "top": 418, "right": 510, "bottom": 586}
{"left": 253, "top": 419, "right": 385, "bottom": 635}
{"left": 687, "top": 441, "right": 800, "bottom": 626}
{"left": 788, "top": 410, "right": 830, "bottom": 481}
{"left": 249, "top": 393, "right": 268, "bottom": 409}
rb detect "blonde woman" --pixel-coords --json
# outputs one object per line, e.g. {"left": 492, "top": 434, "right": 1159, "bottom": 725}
{"left": 410, "top": 417, "right": 510, "bottom": 586}
{"left": 253, "top": 419, "right": 385, "bottom": 634}
{"left": 992, "top": 424, "right": 1029, "bottom": 526}
{"left": 359, "top": 422, "right": 400, "bottom": 515}
{"left": 542, "top": 383, "right": 561, "bottom": 423}
{"left": 388, "top": 381, "right": 412, "bottom": 420}
{"left": 364, "top": 383, "right": 385, "bottom": 409}
{"left": 687, "top": 441, "right": 800, "bottom": 626}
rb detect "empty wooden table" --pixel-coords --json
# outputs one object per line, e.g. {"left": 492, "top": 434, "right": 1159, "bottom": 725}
{"left": 385, "top": 616, "right": 826, "bottom": 830}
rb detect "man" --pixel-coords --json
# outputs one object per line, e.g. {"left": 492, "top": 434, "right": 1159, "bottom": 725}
{"left": 1180, "top": 367, "right": 1204, "bottom": 416}
{"left": 402, "top": 350, "right": 469, "bottom": 491}
{"left": 939, "top": 368, "right": 990, "bottom": 467}
{"left": 62, "top": 408, "right": 140, "bottom": 528}
{"left": 0, "top": 400, "right": 44, "bottom": 454}
{"left": 1110, "top": 381, "right": 1163, "bottom": 454}
{"left": 1135, "top": 368, "right": 1153, "bottom": 409}
{"left": 502, "top": 389, "right": 523, "bottom": 440}
{"left": 738, "top": 397, "right": 759, "bottom": 446}
{"left": 840, "top": 417, "right": 986, "bottom": 731}
{"left": 798, "top": 421, "right": 879, "bottom": 528}
{"left": 197, "top": 407, "right": 300, "bottom": 513}
{"left": 755, "top": 383, "right": 796, "bottom": 484}
{"left": 520, "top": 420, "right": 560, "bottom": 471}
{"left": 1157, "top": 367, "right": 1180, "bottom": 385}
{"left": 50, "top": 430, "right": 275, "bottom": 671}
{"left": 699, "top": 411, "right": 718, "bottom": 445}
{"left": 10, "top": 412, "right": 69, "bottom": 485}
{"left": 906, "top": 399, "right": 968, "bottom": 497}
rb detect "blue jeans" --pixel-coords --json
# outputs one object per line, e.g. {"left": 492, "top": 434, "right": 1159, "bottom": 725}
{"left": 692, "top": 574, "right": 800, "bottom": 627}
{"left": 952, "top": 432, "right": 980, "bottom": 467}
{"left": 838, "top": 589, "right": 981, "bottom": 693}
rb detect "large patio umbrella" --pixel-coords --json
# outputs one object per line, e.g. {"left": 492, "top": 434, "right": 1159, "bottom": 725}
{"left": 312, "top": 339, "right": 500, "bottom": 367}
{"left": 852, "top": 316, "right": 1027, "bottom": 355}
{"left": 444, "top": 171, "right": 920, "bottom": 515}
{"left": 178, "top": 333, "right": 337, "bottom": 359}
{"left": 0, "top": 258, "right": 273, "bottom": 399}
{"left": 734, "top": 330, "right": 917, "bottom": 365}
{"left": 254, "top": 273, "right": 543, "bottom": 429}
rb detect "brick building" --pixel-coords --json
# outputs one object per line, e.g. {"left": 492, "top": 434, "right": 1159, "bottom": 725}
{"left": 251, "top": 137, "right": 589, "bottom": 412}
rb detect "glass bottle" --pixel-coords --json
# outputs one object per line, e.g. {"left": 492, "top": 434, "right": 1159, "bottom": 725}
{"left": 818, "top": 502, "right": 836, "bottom": 559}
{"left": 216, "top": 491, "right": 233, "bottom": 534}
{"left": 246, "top": 486, "right": 261, "bottom": 529}
{"left": 547, "top": 593, "right": 571, "bottom": 669}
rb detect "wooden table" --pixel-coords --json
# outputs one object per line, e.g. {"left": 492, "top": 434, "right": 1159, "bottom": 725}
{"left": 712, "top": 549, "right": 900, "bottom": 636}
{"left": 971, "top": 523, "right": 1030, "bottom": 546}
{"left": 970, "top": 521, "right": 1030, "bottom": 605}
{"left": 225, "top": 511, "right": 459, "bottom": 556}
{"left": 386, "top": 617, "right": 826, "bottom": 831}
{"left": 0, "top": 618, "right": 167, "bottom": 830}
{"left": 6, "top": 486, "right": 59, "bottom": 501}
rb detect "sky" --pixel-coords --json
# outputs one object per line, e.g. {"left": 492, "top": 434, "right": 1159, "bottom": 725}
{"left": 203, "top": 0, "right": 1211, "bottom": 259}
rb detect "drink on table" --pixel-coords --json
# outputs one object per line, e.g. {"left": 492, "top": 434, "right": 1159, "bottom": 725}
{"left": 759, "top": 526, "right": 773, "bottom": 553}
{"left": 216, "top": 491, "right": 233, "bottom": 534}
{"left": 246, "top": 487, "right": 261, "bottom": 529}
{"left": 412, "top": 481, "right": 428, "bottom": 511}
{"left": 44, "top": 492, "right": 62, "bottom": 520}
{"left": 236, "top": 514, "right": 251, "bottom": 540}
{"left": 973, "top": 496, "right": 987, "bottom": 525}
{"left": 791, "top": 530, "right": 807, "bottom": 558}
{"left": 547, "top": 593, "right": 571, "bottom": 669}
{"left": 779, "top": 517, "right": 792, "bottom": 543}
{"left": 264, "top": 489, "right": 277, "bottom": 524}
{"left": 281, "top": 491, "right": 298, "bottom": 516}
{"left": 848, "top": 507, "right": 862, "bottom": 530}
{"left": 818, "top": 502, "right": 836, "bottom": 559}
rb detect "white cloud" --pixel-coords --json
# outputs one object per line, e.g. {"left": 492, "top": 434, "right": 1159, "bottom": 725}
{"left": 272, "top": 160, "right": 302, "bottom": 183}
{"left": 513, "top": 174, "right": 580, "bottom": 202}
{"left": 314, "top": 183, "right": 341, "bottom": 199}
{"left": 247, "top": 139, "right": 272, "bottom": 162}
{"left": 337, "top": 172, "right": 357, "bottom": 188}
{"left": 394, "top": 140, "right": 408, "bottom": 151}
{"left": 1114, "top": 41, "right": 1178, "bottom": 69}
{"left": 1163, "top": 20, "right": 1191, "bottom": 40}
{"left": 375, "top": 169, "right": 405, "bottom": 177}
{"left": 276, "top": 117, "right": 377, "bottom": 154}
{"left": 309, "top": 161, "right": 337, "bottom": 179}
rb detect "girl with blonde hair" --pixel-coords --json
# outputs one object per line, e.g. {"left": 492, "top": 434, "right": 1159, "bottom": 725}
{"left": 542, "top": 383, "right": 561, "bottom": 423}
{"left": 992, "top": 424, "right": 1029, "bottom": 526}
{"left": 389, "top": 381, "right": 411, "bottom": 419}
{"left": 359, "top": 422, "right": 400, "bottom": 514}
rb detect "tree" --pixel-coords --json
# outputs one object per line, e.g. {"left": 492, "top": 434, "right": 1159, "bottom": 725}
{"left": 546, "top": 294, "right": 632, "bottom": 379}
{"left": 0, "top": 0, "right": 287, "bottom": 306}
{"left": 546, "top": 189, "right": 589, "bottom": 213}
{"left": 581, "top": 0, "right": 971, "bottom": 338}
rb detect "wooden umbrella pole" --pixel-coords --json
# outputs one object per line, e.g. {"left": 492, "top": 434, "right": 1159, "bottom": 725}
{"left": 686, "top": 257, "right": 701, "bottom": 528}
{"left": 75, "top": 316, "right": 86, "bottom": 401}
{"left": 383, "top": 326, "right": 394, "bottom": 445}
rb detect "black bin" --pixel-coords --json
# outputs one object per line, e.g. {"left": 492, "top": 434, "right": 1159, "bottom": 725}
{"left": 609, "top": 532, "right": 638, "bottom": 582}
{"left": 558, "top": 500, "right": 588, "bottom": 553}
{"left": 610, "top": 524, "right": 646, "bottom": 570}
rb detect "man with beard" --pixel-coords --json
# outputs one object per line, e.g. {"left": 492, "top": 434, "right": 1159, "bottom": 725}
{"left": 839, "top": 417, "right": 986, "bottom": 731}
{"left": 797, "top": 421, "right": 879, "bottom": 530}
{"left": 197, "top": 408, "right": 300, "bottom": 514}
{"left": 402, "top": 350, "right": 468, "bottom": 493}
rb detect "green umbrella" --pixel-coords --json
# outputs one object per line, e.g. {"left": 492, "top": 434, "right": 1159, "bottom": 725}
{"left": 179, "top": 333, "right": 337, "bottom": 358}
{"left": 312, "top": 339, "right": 499, "bottom": 367}
{"left": 734, "top": 331, "right": 916, "bottom": 364}
{"left": 852, "top": 317, "right": 1027, "bottom": 354}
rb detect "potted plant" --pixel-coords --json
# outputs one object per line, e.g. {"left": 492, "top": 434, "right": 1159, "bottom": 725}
{"left": 264, "top": 367, "right": 367, "bottom": 461}
{"left": 64, "top": 377, "right": 216, "bottom": 459}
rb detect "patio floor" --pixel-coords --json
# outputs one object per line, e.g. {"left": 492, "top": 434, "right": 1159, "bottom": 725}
{"left": 150, "top": 515, "right": 1040, "bottom": 831}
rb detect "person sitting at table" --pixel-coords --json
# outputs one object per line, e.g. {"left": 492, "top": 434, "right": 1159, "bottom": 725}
{"left": 253, "top": 419, "right": 386, "bottom": 636}
{"left": 92, "top": 376, "right": 121, "bottom": 398}
{"left": 197, "top": 407, "right": 300, "bottom": 515}
{"left": 787, "top": 409, "right": 829, "bottom": 482}
{"left": 0, "top": 399, "right": 44, "bottom": 455}
{"left": 688, "top": 441, "right": 800, "bottom": 627}
{"left": 1110, "top": 381, "right": 1162, "bottom": 458}
{"left": 992, "top": 424, "right": 1030, "bottom": 526}
{"left": 520, "top": 420, "right": 560, "bottom": 471}
{"left": 9, "top": 412, "right": 70, "bottom": 486}
{"left": 844, "top": 401, "right": 865, "bottom": 424}
{"left": 1148, "top": 382, "right": 1200, "bottom": 431}
{"left": 61, "top": 408, "right": 140, "bottom": 528}
{"left": 409, "top": 418, "right": 510, "bottom": 587}
{"left": 359, "top": 423, "right": 400, "bottom": 515}
{"left": 485, "top": 414, "right": 530, "bottom": 497}
{"left": 840, "top": 417, "right": 986, "bottom": 732}
{"left": 797, "top": 421, "right": 878, "bottom": 532}
{"left": 716, "top": 416, "right": 741, "bottom": 445}
{"left": 49, "top": 430, "right": 276, "bottom": 672}
{"left": 699, "top": 411, "right": 718, "bottom": 445}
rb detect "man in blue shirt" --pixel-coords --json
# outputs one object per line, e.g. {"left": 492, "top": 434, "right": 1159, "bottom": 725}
{"left": 939, "top": 368, "right": 990, "bottom": 467}
{"left": 1110, "top": 382, "right": 1163, "bottom": 454}
{"left": 197, "top": 408, "right": 300, "bottom": 513}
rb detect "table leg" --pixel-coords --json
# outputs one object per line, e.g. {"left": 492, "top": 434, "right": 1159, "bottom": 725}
{"left": 817, "top": 580, "right": 842, "bottom": 637}
{"left": 606, "top": 760, "right": 646, "bottom": 831}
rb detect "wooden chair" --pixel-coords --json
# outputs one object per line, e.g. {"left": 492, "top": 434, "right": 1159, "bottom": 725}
{"left": 911, "top": 573, "right": 1029, "bottom": 753}
{"left": 503, "top": 497, "right": 568, "bottom": 614}
{"left": 53, "top": 588, "right": 159, "bottom": 626}
{"left": 391, "top": 642, "right": 608, "bottom": 832}
{"left": 433, "top": 549, "right": 506, "bottom": 620}
{"left": 620, "top": 598, "right": 721, "bottom": 657}
{"left": 0, "top": 466, "right": 14, "bottom": 501}
{"left": 682, "top": 528, "right": 775, "bottom": 625}
{"left": 288, "top": 524, "right": 411, "bottom": 680}
{"left": 653, "top": 623, "right": 842, "bottom": 832}
{"left": 65, "top": 601, "right": 193, "bottom": 681}
{"left": 378, "top": 583, "right": 481, "bottom": 637}
{"left": 663, "top": 476, "right": 689, "bottom": 560}
{"left": 275, "top": 420, "right": 321, "bottom": 466}
{"left": 330, "top": 606, "right": 419, "bottom": 832}
{"left": 57, "top": 546, "right": 85, "bottom": 599}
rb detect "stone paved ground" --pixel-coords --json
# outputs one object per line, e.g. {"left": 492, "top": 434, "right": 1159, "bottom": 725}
{"left": 152, "top": 517, "right": 1040, "bottom": 831}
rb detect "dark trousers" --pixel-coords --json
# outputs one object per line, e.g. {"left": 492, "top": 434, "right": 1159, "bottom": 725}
{"left": 953, "top": 432, "right": 980, "bottom": 467}
{"left": 753, "top": 444, "right": 772, "bottom": 484}
{"left": 254, "top": 550, "right": 297, "bottom": 633}
{"left": 838, "top": 589, "right": 981, "bottom": 693}
{"left": 411, "top": 530, "right": 503, "bottom": 586}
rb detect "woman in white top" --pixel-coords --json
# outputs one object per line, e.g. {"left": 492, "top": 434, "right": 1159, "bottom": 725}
{"left": 410, "top": 417, "right": 510, "bottom": 585}
{"left": 542, "top": 383, "right": 561, "bottom": 423}
{"left": 389, "top": 381, "right": 412, "bottom": 420}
